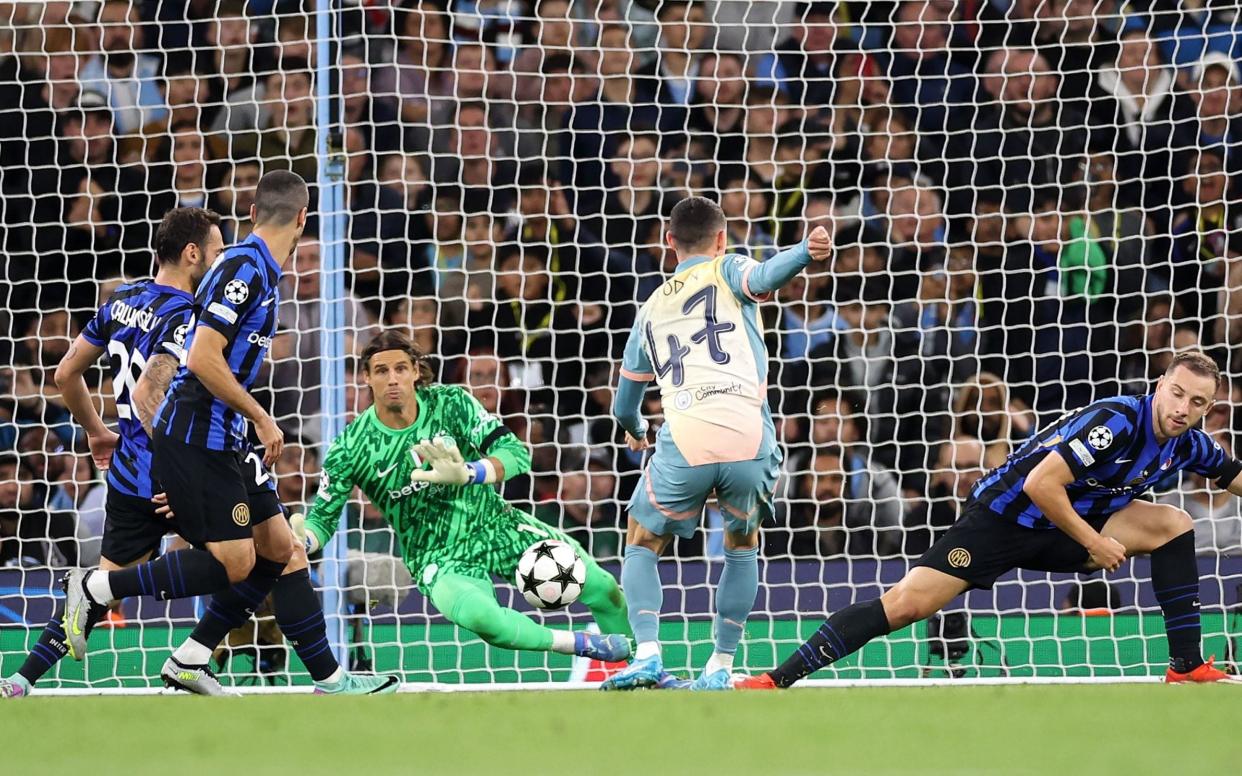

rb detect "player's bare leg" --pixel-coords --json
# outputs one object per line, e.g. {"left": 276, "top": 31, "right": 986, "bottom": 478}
{"left": 691, "top": 527, "right": 761, "bottom": 691}
{"left": 600, "top": 518, "right": 679, "bottom": 690}
{"left": 737, "top": 567, "right": 968, "bottom": 689}
{"left": 1097, "top": 501, "right": 1239, "bottom": 683}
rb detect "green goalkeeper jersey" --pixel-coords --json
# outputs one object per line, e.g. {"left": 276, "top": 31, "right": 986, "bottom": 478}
{"left": 304, "top": 384, "right": 534, "bottom": 583}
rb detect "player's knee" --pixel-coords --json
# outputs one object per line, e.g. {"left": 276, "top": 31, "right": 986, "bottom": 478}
{"left": 1158, "top": 505, "right": 1194, "bottom": 540}
{"left": 219, "top": 548, "right": 256, "bottom": 584}
{"left": 882, "top": 588, "right": 939, "bottom": 629}
{"left": 283, "top": 541, "right": 309, "bottom": 574}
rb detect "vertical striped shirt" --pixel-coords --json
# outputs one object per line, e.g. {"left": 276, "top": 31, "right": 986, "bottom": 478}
{"left": 972, "top": 394, "right": 1242, "bottom": 528}
{"left": 154, "top": 234, "right": 282, "bottom": 451}
{"left": 81, "top": 280, "right": 195, "bottom": 498}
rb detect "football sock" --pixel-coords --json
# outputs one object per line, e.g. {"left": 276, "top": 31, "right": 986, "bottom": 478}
{"left": 769, "top": 599, "right": 891, "bottom": 688}
{"left": 621, "top": 545, "right": 662, "bottom": 647}
{"left": 17, "top": 602, "right": 107, "bottom": 685}
{"left": 575, "top": 554, "right": 634, "bottom": 639}
{"left": 713, "top": 547, "right": 759, "bottom": 657}
{"left": 273, "top": 569, "right": 340, "bottom": 681}
{"left": 95, "top": 549, "right": 231, "bottom": 603}
{"left": 1151, "top": 530, "right": 1203, "bottom": 673}
{"left": 183, "top": 556, "right": 286, "bottom": 658}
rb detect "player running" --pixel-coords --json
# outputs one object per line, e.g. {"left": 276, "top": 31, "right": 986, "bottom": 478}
{"left": 57, "top": 173, "right": 395, "bottom": 696}
{"left": 738, "top": 352, "right": 1242, "bottom": 689}
{"left": 289, "top": 329, "right": 634, "bottom": 665}
{"left": 601, "top": 197, "right": 832, "bottom": 690}
{"left": 0, "top": 207, "right": 218, "bottom": 698}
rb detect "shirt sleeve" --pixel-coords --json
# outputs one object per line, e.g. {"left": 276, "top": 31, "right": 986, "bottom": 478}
{"left": 81, "top": 301, "right": 110, "bottom": 347}
{"left": 151, "top": 306, "right": 194, "bottom": 361}
{"left": 718, "top": 241, "right": 811, "bottom": 304}
{"left": 1182, "top": 429, "right": 1242, "bottom": 487}
{"left": 196, "top": 256, "right": 265, "bottom": 341}
{"left": 619, "top": 315, "right": 654, "bottom": 382}
{"left": 1053, "top": 407, "right": 1135, "bottom": 479}
{"left": 304, "top": 432, "right": 356, "bottom": 551}
{"left": 452, "top": 388, "right": 531, "bottom": 479}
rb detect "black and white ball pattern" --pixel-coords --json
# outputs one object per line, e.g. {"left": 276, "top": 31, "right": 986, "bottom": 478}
{"left": 516, "top": 540, "right": 586, "bottom": 610}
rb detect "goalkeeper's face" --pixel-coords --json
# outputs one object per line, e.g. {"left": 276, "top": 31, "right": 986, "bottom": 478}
{"left": 1152, "top": 368, "right": 1217, "bottom": 439}
{"left": 364, "top": 350, "right": 419, "bottom": 412}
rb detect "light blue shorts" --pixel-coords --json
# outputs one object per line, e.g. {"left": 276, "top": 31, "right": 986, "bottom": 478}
{"left": 627, "top": 448, "right": 782, "bottom": 540}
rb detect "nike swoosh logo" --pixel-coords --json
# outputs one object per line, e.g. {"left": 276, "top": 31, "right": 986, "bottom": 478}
{"left": 1115, "top": 459, "right": 1133, "bottom": 464}
{"left": 69, "top": 604, "right": 83, "bottom": 636}
{"left": 376, "top": 462, "right": 399, "bottom": 478}
{"left": 261, "top": 297, "right": 275, "bottom": 307}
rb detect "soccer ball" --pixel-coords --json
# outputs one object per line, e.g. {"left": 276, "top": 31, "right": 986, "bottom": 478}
{"left": 515, "top": 540, "right": 586, "bottom": 610}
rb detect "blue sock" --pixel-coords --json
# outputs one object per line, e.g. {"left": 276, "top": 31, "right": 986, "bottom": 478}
{"left": 1151, "top": 530, "right": 1203, "bottom": 673}
{"left": 273, "top": 569, "right": 340, "bottom": 682}
{"left": 104, "top": 549, "right": 231, "bottom": 601}
{"left": 621, "top": 545, "right": 662, "bottom": 647}
{"left": 18, "top": 603, "right": 107, "bottom": 685}
{"left": 714, "top": 547, "right": 759, "bottom": 656}
{"left": 187, "top": 556, "right": 286, "bottom": 653}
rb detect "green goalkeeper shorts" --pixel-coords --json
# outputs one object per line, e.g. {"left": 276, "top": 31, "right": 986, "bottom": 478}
{"left": 412, "top": 510, "right": 588, "bottom": 595}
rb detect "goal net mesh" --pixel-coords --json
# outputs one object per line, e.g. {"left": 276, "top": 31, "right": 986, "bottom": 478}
{"left": 1, "top": 0, "right": 1241, "bottom": 688}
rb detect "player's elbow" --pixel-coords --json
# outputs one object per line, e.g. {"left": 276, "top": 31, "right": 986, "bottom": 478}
{"left": 52, "top": 361, "right": 77, "bottom": 390}
{"left": 185, "top": 342, "right": 211, "bottom": 378}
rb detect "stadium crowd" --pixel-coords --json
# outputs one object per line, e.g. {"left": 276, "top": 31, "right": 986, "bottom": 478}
{"left": 2, "top": 0, "right": 1242, "bottom": 567}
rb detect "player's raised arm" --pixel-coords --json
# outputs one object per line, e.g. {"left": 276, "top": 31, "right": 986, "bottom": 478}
{"left": 719, "top": 225, "right": 833, "bottom": 303}
{"left": 53, "top": 332, "right": 115, "bottom": 471}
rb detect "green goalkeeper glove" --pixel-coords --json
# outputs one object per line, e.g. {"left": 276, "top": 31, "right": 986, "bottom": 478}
{"left": 409, "top": 436, "right": 493, "bottom": 486}
{"left": 290, "top": 512, "right": 319, "bottom": 553}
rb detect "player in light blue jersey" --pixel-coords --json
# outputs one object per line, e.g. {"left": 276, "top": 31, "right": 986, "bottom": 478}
{"left": 601, "top": 196, "right": 833, "bottom": 690}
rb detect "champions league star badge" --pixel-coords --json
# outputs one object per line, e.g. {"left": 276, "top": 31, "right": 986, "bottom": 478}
{"left": 1087, "top": 425, "right": 1113, "bottom": 450}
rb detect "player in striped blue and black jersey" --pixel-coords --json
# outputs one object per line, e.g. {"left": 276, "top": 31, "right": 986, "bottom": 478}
{"left": 739, "top": 352, "right": 1242, "bottom": 689}
{"left": 59, "top": 171, "right": 397, "bottom": 696}
{"left": 0, "top": 207, "right": 222, "bottom": 699}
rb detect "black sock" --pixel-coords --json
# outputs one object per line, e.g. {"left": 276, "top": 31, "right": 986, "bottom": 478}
{"left": 769, "top": 599, "right": 892, "bottom": 688}
{"left": 18, "top": 601, "right": 107, "bottom": 685}
{"left": 273, "top": 569, "right": 340, "bottom": 681}
{"left": 1151, "top": 530, "right": 1203, "bottom": 673}
{"left": 104, "top": 549, "right": 231, "bottom": 601}
{"left": 188, "top": 556, "right": 287, "bottom": 652}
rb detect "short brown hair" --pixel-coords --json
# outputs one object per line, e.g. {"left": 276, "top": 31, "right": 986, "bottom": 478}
{"left": 254, "top": 169, "right": 309, "bottom": 226}
{"left": 154, "top": 207, "right": 221, "bottom": 265}
{"left": 360, "top": 329, "right": 435, "bottom": 387}
{"left": 1166, "top": 350, "right": 1221, "bottom": 389}
{"left": 669, "top": 196, "right": 725, "bottom": 253}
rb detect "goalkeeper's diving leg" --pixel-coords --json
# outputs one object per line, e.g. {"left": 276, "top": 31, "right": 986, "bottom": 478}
{"left": 428, "top": 560, "right": 632, "bottom": 662}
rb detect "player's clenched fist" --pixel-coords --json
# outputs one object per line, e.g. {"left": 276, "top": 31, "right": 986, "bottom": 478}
{"left": 1089, "top": 535, "right": 1126, "bottom": 572}
{"left": 807, "top": 225, "right": 832, "bottom": 262}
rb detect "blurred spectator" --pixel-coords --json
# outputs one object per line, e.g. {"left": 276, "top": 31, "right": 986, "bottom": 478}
{"left": 79, "top": 0, "right": 164, "bottom": 135}
{"left": 1167, "top": 148, "right": 1240, "bottom": 327}
{"left": 774, "top": 444, "right": 847, "bottom": 557}
{"left": 430, "top": 101, "right": 517, "bottom": 206}
{"left": 223, "top": 64, "right": 318, "bottom": 183}
{"left": 0, "top": 452, "right": 78, "bottom": 566}
{"left": 718, "top": 166, "right": 776, "bottom": 258}
{"left": 53, "top": 453, "right": 107, "bottom": 566}
{"left": 117, "top": 63, "right": 215, "bottom": 164}
{"left": 341, "top": 47, "right": 404, "bottom": 157}
{"left": 386, "top": 295, "right": 464, "bottom": 375}
{"left": 1181, "top": 51, "right": 1242, "bottom": 176}
{"left": 373, "top": 0, "right": 453, "bottom": 129}
{"left": 536, "top": 452, "right": 621, "bottom": 559}
{"left": 272, "top": 237, "right": 379, "bottom": 443}
{"left": 687, "top": 51, "right": 747, "bottom": 171}
{"left": 634, "top": 0, "right": 713, "bottom": 137}
{"left": 205, "top": 1, "right": 265, "bottom": 134}
{"left": 274, "top": 442, "right": 319, "bottom": 515}
{"left": 601, "top": 133, "right": 667, "bottom": 276}
{"left": 210, "top": 157, "right": 261, "bottom": 243}
{"left": 951, "top": 372, "right": 1034, "bottom": 466}
{"left": 903, "top": 435, "right": 986, "bottom": 555}
{"left": 880, "top": 0, "right": 975, "bottom": 138}
{"left": 756, "top": 1, "right": 845, "bottom": 109}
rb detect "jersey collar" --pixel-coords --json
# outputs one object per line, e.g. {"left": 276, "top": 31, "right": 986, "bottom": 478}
{"left": 674, "top": 254, "right": 714, "bottom": 274}
{"left": 243, "top": 233, "right": 282, "bottom": 276}
{"left": 147, "top": 282, "right": 194, "bottom": 302}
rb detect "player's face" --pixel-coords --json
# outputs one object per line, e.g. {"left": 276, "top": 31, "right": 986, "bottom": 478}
{"left": 1154, "top": 367, "right": 1217, "bottom": 438}
{"left": 365, "top": 351, "right": 419, "bottom": 410}
{"left": 192, "top": 225, "right": 226, "bottom": 282}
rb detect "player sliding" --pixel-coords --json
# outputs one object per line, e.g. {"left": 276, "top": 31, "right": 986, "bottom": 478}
{"left": 602, "top": 197, "right": 832, "bottom": 690}
{"left": 739, "top": 352, "right": 1242, "bottom": 689}
{"left": 289, "top": 329, "right": 633, "bottom": 664}
{"left": 56, "top": 174, "right": 395, "bottom": 696}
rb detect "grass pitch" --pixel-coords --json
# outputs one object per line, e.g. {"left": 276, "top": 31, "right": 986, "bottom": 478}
{"left": 5, "top": 685, "right": 1237, "bottom": 775}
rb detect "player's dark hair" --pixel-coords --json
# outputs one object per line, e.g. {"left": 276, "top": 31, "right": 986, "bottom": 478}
{"left": 1166, "top": 350, "right": 1221, "bottom": 390}
{"left": 360, "top": 329, "right": 435, "bottom": 388}
{"left": 154, "top": 207, "right": 222, "bottom": 265}
{"left": 253, "top": 169, "right": 309, "bottom": 227}
{"left": 668, "top": 196, "right": 725, "bottom": 253}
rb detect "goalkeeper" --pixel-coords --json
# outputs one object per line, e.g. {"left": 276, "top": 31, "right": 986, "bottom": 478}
{"left": 292, "top": 330, "right": 632, "bottom": 663}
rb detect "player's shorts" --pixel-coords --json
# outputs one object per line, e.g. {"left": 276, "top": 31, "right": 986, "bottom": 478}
{"left": 413, "top": 508, "right": 592, "bottom": 595}
{"left": 151, "top": 433, "right": 283, "bottom": 546}
{"left": 914, "top": 500, "right": 1109, "bottom": 590}
{"left": 627, "top": 448, "right": 782, "bottom": 540}
{"left": 100, "top": 489, "right": 177, "bottom": 566}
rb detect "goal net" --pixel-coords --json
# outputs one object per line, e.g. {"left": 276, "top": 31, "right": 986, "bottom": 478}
{"left": 2, "top": 0, "right": 1242, "bottom": 690}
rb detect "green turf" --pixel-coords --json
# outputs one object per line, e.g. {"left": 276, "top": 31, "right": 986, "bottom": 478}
{"left": 4, "top": 686, "right": 1238, "bottom": 775}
